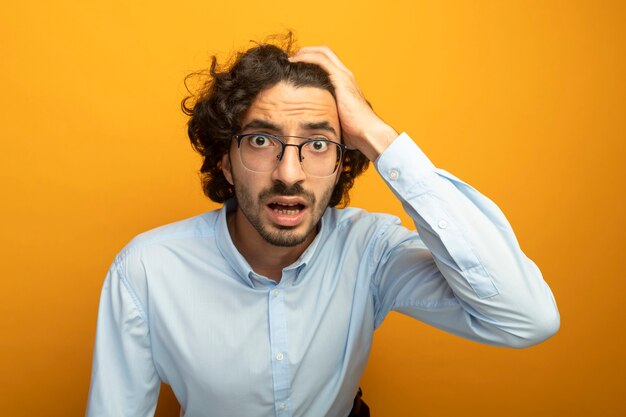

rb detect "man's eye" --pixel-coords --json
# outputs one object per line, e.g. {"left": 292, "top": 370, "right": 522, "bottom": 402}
{"left": 248, "top": 135, "right": 273, "bottom": 148}
{"left": 309, "top": 140, "right": 329, "bottom": 152}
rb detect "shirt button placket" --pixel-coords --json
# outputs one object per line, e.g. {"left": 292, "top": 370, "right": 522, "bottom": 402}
{"left": 268, "top": 287, "right": 291, "bottom": 416}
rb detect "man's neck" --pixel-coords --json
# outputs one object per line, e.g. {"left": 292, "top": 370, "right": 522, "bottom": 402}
{"left": 226, "top": 209, "right": 316, "bottom": 282}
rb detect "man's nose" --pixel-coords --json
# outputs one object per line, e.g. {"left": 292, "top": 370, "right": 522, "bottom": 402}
{"left": 271, "top": 145, "right": 306, "bottom": 186}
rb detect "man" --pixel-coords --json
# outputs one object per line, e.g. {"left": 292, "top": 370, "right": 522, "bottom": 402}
{"left": 86, "top": 39, "right": 559, "bottom": 417}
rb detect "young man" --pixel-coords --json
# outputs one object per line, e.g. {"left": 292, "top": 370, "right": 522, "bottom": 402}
{"left": 86, "top": 41, "right": 559, "bottom": 417}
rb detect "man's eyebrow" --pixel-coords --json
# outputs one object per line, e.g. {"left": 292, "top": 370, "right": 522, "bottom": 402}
{"left": 300, "top": 121, "right": 337, "bottom": 136}
{"left": 241, "top": 119, "right": 338, "bottom": 136}
{"left": 240, "top": 119, "right": 281, "bottom": 132}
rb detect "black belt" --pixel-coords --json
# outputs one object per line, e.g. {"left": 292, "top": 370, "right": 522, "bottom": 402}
{"left": 348, "top": 388, "right": 370, "bottom": 417}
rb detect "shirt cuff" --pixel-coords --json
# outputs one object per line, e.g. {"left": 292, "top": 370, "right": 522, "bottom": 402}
{"left": 374, "top": 132, "right": 436, "bottom": 189}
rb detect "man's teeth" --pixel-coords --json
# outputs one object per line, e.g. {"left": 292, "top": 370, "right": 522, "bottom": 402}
{"left": 271, "top": 202, "right": 302, "bottom": 215}
{"left": 274, "top": 208, "right": 300, "bottom": 215}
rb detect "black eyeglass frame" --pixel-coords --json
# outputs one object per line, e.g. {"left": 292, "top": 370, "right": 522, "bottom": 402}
{"left": 233, "top": 133, "right": 348, "bottom": 176}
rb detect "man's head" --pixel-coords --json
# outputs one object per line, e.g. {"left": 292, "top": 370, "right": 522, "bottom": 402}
{"left": 221, "top": 81, "right": 341, "bottom": 247}
{"left": 182, "top": 36, "right": 369, "bottom": 209}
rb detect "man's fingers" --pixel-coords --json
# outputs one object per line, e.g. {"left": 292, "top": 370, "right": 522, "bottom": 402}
{"left": 289, "top": 50, "right": 337, "bottom": 75}
{"left": 292, "top": 46, "right": 351, "bottom": 73}
{"left": 289, "top": 46, "right": 352, "bottom": 75}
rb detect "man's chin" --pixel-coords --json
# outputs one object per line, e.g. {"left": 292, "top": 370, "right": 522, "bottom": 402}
{"left": 259, "top": 223, "right": 314, "bottom": 247}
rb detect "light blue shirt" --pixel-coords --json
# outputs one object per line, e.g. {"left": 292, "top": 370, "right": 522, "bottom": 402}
{"left": 86, "top": 133, "right": 559, "bottom": 417}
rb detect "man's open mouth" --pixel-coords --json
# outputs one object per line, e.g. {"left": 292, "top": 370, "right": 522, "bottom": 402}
{"left": 263, "top": 195, "right": 311, "bottom": 227}
{"left": 268, "top": 202, "right": 306, "bottom": 215}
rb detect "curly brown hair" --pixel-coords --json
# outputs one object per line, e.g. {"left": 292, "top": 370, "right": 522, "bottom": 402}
{"left": 181, "top": 35, "right": 370, "bottom": 207}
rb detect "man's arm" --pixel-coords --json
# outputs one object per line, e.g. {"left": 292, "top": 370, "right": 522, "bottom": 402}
{"left": 86, "top": 255, "right": 161, "bottom": 416}
{"left": 290, "top": 47, "right": 559, "bottom": 347}
{"left": 370, "top": 133, "right": 559, "bottom": 346}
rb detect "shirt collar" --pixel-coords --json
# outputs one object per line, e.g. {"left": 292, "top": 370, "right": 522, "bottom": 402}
{"left": 214, "top": 198, "right": 328, "bottom": 288}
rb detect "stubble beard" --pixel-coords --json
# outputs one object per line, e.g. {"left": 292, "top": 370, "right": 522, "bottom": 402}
{"left": 234, "top": 181, "right": 334, "bottom": 247}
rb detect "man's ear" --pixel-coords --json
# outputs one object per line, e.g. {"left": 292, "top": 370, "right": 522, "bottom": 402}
{"left": 222, "top": 152, "right": 234, "bottom": 185}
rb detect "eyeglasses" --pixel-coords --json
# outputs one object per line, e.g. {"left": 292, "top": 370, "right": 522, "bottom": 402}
{"left": 233, "top": 133, "right": 347, "bottom": 177}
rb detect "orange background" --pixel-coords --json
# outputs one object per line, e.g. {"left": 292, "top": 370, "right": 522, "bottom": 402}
{"left": 1, "top": 1, "right": 624, "bottom": 416}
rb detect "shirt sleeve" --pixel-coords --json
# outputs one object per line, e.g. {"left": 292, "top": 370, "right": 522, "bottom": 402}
{"left": 370, "top": 133, "right": 560, "bottom": 348}
{"left": 86, "top": 254, "right": 161, "bottom": 416}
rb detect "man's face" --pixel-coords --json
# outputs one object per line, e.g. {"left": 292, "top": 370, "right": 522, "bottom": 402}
{"left": 222, "top": 81, "right": 341, "bottom": 247}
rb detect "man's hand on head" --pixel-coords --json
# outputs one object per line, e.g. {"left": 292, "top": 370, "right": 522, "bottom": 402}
{"left": 289, "top": 46, "right": 398, "bottom": 161}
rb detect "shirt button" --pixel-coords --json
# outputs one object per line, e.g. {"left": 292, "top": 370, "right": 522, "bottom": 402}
{"left": 276, "top": 352, "right": 284, "bottom": 361}
{"left": 271, "top": 289, "right": 280, "bottom": 298}
{"left": 278, "top": 402, "right": 287, "bottom": 411}
{"left": 388, "top": 169, "right": 399, "bottom": 181}
{"left": 438, "top": 220, "right": 448, "bottom": 229}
